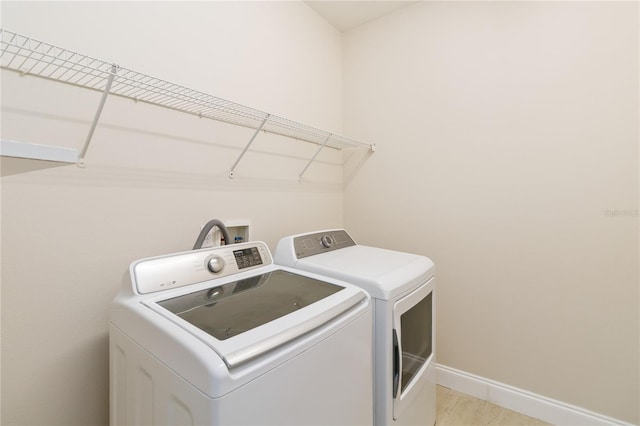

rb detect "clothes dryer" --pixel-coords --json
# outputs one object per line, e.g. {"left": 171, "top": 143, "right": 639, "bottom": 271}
{"left": 110, "top": 240, "right": 373, "bottom": 425}
{"left": 275, "top": 230, "right": 436, "bottom": 426}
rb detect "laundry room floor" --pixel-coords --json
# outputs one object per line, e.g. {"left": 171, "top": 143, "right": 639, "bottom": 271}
{"left": 436, "top": 386, "right": 550, "bottom": 425}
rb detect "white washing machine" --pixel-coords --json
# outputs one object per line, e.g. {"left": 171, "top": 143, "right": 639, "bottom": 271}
{"left": 275, "top": 230, "right": 436, "bottom": 426}
{"left": 110, "top": 240, "right": 373, "bottom": 425}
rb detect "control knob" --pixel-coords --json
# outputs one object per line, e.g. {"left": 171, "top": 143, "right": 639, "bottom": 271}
{"left": 321, "top": 235, "right": 334, "bottom": 248}
{"left": 206, "top": 255, "right": 225, "bottom": 273}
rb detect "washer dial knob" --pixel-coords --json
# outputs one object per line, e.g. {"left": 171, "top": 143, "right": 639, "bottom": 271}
{"left": 206, "top": 255, "right": 225, "bottom": 273}
{"left": 321, "top": 235, "right": 334, "bottom": 248}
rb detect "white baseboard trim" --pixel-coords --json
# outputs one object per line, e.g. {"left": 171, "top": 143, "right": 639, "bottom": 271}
{"left": 435, "top": 364, "right": 635, "bottom": 426}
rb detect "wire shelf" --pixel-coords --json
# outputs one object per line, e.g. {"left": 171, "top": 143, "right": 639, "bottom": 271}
{"left": 0, "top": 29, "right": 374, "bottom": 160}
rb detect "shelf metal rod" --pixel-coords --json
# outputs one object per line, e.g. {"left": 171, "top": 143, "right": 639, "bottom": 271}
{"left": 65, "top": 57, "right": 97, "bottom": 83}
{"left": 15, "top": 39, "right": 42, "bottom": 71}
{"left": 78, "top": 64, "right": 118, "bottom": 167}
{"left": 298, "top": 133, "right": 332, "bottom": 182}
{"left": 229, "top": 114, "right": 269, "bottom": 178}
{"left": 0, "top": 30, "right": 16, "bottom": 59}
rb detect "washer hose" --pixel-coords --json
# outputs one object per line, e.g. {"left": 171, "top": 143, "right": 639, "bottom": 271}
{"left": 193, "top": 219, "right": 231, "bottom": 249}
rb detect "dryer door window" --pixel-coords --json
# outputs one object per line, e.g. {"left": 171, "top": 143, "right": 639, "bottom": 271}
{"left": 399, "top": 291, "right": 432, "bottom": 393}
{"left": 392, "top": 277, "right": 435, "bottom": 420}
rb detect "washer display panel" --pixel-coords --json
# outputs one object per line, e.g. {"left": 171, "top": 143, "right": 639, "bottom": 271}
{"left": 158, "top": 270, "right": 342, "bottom": 341}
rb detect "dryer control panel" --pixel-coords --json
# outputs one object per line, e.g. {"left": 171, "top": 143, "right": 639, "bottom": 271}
{"left": 293, "top": 230, "right": 356, "bottom": 259}
{"left": 132, "top": 241, "right": 272, "bottom": 294}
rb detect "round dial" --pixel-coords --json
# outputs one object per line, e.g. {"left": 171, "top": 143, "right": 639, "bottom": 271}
{"left": 206, "top": 255, "right": 225, "bottom": 273}
{"left": 321, "top": 235, "right": 334, "bottom": 248}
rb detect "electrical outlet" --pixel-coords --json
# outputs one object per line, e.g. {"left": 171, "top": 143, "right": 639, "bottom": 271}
{"left": 200, "top": 227, "right": 219, "bottom": 248}
{"left": 202, "top": 230, "right": 213, "bottom": 248}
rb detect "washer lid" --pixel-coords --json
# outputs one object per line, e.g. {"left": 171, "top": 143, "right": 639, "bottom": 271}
{"left": 147, "top": 269, "right": 367, "bottom": 368}
{"left": 295, "top": 245, "right": 434, "bottom": 300}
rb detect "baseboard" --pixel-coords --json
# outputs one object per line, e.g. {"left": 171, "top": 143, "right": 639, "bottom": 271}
{"left": 435, "top": 364, "right": 635, "bottom": 426}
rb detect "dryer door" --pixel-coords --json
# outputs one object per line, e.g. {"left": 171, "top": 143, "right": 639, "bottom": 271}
{"left": 392, "top": 277, "right": 434, "bottom": 420}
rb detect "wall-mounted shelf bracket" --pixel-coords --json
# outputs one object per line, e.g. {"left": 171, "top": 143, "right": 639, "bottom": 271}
{"left": 78, "top": 64, "right": 118, "bottom": 168}
{"left": 298, "top": 133, "right": 331, "bottom": 182}
{"left": 228, "top": 114, "right": 269, "bottom": 179}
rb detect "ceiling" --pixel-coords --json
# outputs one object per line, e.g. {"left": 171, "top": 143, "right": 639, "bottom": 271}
{"left": 305, "top": 1, "right": 418, "bottom": 32}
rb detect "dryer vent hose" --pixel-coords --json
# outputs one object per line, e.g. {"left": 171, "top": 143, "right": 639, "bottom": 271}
{"left": 193, "top": 219, "right": 231, "bottom": 250}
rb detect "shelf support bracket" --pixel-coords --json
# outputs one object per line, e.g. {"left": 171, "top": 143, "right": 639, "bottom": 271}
{"left": 229, "top": 114, "right": 269, "bottom": 179}
{"left": 78, "top": 64, "right": 118, "bottom": 167}
{"left": 298, "top": 133, "right": 332, "bottom": 182}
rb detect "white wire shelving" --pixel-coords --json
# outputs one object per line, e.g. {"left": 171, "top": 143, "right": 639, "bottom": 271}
{"left": 0, "top": 29, "right": 375, "bottom": 179}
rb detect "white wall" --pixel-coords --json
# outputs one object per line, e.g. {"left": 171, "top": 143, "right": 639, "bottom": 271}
{"left": 343, "top": 1, "right": 639, "bottom": 424}
{"left": 3, "top": 2, "right": 638, "bottom": 425}
{"left": 1, "top": 2, "right": 345, "bottom": 424}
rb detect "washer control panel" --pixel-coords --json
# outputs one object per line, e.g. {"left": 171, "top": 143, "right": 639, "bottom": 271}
{"left": 233, "top": 246, "right": 263, "bottom": 269}
{"left": 133, "top": 241, "right": 272, "bottom": 294}
{"left": 293, "top": 230, "right": 356, "bottom": 259}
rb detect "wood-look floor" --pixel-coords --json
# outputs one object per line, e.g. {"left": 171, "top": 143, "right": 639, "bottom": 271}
{"left": 436, "top": 385, "right": 551, "bottom": 426}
